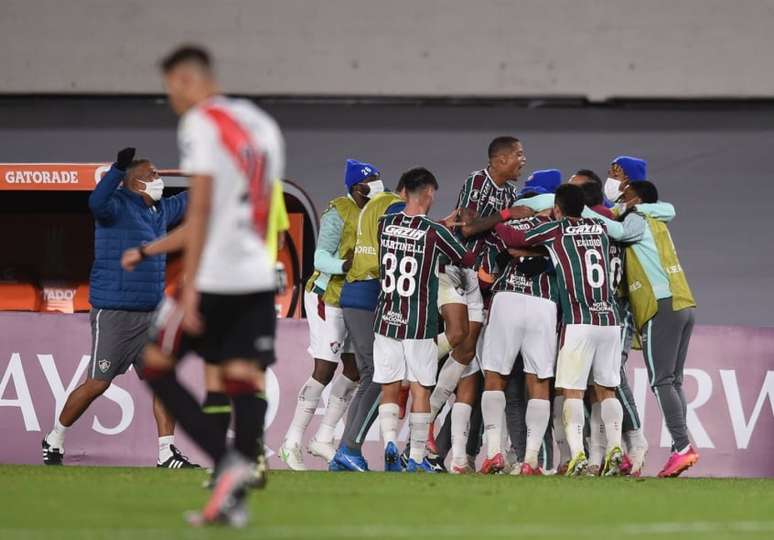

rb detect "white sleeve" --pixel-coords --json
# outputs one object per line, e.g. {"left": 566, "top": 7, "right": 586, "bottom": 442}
{"left": 178, "top": 111, "right": 218, "bottom": 176}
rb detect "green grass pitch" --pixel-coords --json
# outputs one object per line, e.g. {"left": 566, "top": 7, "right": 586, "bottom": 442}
{"left": 1, "top": 465, "right": 773, "bottom": 540}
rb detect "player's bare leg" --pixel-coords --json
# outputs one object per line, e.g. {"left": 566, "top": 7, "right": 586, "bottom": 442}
{"left": 480, "top": 369, "right": 507, "bottom": 474}
{"left": 521, "top": 374, "right": 551, "bottom": 475}
{"left": 593, "top": 384, "right": 630, "bottom": 476}
{"left": 429, "top": 303, "right": 467, "bottom": 418}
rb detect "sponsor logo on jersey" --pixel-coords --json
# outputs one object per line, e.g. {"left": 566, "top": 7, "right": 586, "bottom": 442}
{"left": 469, "top": 189, "right": 480, "bottom": 202}
{"left": 505, "top": 220, "right": 534, "bottom": 231}
{"left": 565, "top": 223, "right": 604, "bottom": 235}
{"left": 354, "top": 245, "right": 377, "bottom": 255}
{"left": 382, "top": 311, "right": 408, "bottom": 326}
{"left": 589, "top": 301, "right": 613, "bottom": 312}
{"left": 383, "top": 224, "right": 427, "bottom": 240}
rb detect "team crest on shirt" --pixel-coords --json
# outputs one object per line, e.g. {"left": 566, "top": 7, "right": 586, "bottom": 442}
{"left": 330, "top": 341, "right": 342, "bottom": 354}
{"left": 469, "top": 189, "right": 480, "bottom": 202}
{"left": 98, "top": 359, "right": 111, "bottom": 373}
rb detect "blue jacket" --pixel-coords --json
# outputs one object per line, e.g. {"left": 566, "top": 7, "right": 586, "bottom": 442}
{"left": 88, "top": 165, "right": 187, "bottom": 311}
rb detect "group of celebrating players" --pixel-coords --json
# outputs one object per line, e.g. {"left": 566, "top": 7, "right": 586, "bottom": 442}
{"left": 281, "top": 137, "right": 698, "bottom": 480}
{"left": 39, "top": 42, "right": 699, "bottom": 527}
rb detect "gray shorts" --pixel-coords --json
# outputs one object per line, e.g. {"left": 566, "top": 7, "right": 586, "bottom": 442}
{"left": 88, "top": 308, "right": 154, "bottom": 381}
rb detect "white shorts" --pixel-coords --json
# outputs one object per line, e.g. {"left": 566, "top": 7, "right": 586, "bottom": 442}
{"left": 437, "top": 265, "right": 485, "bottom": 323}
{"left": 555, "top": 324, "right": 622, "bottom": 390}
{"left": 373, "top": 334, "right": 438, "bottom": 387}
{"left": 304, "top": 289, "right": 353, "bottom": 363}
{"left": 482, "top": 292, "right": 558, "bottom": 379}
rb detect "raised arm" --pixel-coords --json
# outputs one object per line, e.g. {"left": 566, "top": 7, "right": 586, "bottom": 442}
{"left": 513, "top": 193, "right": 554, "bottom": 212}
{"left": 88, "top": 147, "right": 135, "bottom": 221}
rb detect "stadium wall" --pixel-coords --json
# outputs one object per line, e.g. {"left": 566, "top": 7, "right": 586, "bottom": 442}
{"left": 3, "top": 0, "right": 774, "bottom": 99}
{"left": 1, "top": 315, "right": 772, "bottom": 476}
{"left": 1, "top": 98, "right": 773, "bottom": 327}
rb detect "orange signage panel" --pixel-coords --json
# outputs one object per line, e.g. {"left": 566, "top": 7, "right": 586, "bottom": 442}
{"left": 0, "top": 163, "right": 110, "bottom": 191}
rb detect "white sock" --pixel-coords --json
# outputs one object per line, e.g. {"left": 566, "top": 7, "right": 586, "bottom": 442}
{"left": 588, "top": 402, "right": 605, "bottom": 466}
{"left": 625, "top": 428, "right": 648, "bottom": 451}
{"left": 46, "top": 419, "right": 68, "bottom": 449}
{"left": 562, "top": 398, "right": 586, "bottom": 458}
{"left": 553, "top": 396, "right": 571, "bottom": 464}
{"left": 158, "top": 435, "right": 175, "bottom": 462}
{"left": 429, "top": 355, "right": 467, "bottom": 418}
{"left": 284, "top": 377, "right": 325, "bottom": 447}
{"left": 481, "top": 390, "right": 506, "bottom": 459}
{"left": 437, "top": 332, "right": 452, "bottom": 360}
{"left": 314, "top": 375, "right": 358, "bottom": 444}
{"left": 600, "top": 398, "right": 623, "bottom": 452}
{"left": 450, "top": 402, "right": 471, "bottom": 465}
{"left": 524, "top": 399, "right": 551, "bottom": 468}
{"left": 379, "top": 403, "right": 400, "bottom": 448}
{"left": 409, "top": 412, "right": 431, "bottom": 463}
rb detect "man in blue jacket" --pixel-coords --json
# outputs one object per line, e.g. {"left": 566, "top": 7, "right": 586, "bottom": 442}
{"left": 42, "top": 147, "right": 195, "bottom": 468}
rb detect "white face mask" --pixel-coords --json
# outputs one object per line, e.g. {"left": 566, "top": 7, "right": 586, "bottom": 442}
{"left": 604, "top": 177, "right": 622, "bottom": 202}
{"left": 365, "top": 179, "right": 384, "bottom": 198}
{"left": 141, "top": 177, "right": 165, "bottom": 202}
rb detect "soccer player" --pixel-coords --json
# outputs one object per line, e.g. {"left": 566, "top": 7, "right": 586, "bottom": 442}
{"left": 478, "top": 171, "right": 561, "bottom": 475}
{"left": 330, "top": 180, "right": 406, "bottom": 471}
{"left": 41, "top": 148, "right": 192, "bottom": 469}
{"left": 374, "top": 168, "right": 475, "bottom": 472}
{"left": 140, "top": 45, "right": 284, "bottom": 525}
{"left": 429, "top": 136, "right": 526, "bottom": 473}
{"left": 280, "top": 159, "right": 380, "bottom": 469}
{"left": 495, "top": 184, "right": 626, "bottom": 477}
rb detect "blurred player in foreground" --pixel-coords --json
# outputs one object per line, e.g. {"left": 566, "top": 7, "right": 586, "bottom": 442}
{"left": 42, "top": 147, "right": 192, "bottom": 469}
{"left": 374, "top": 168, "right": 475, "bottom": 472}
{"left": 138, "top": 45, "right": 284, "bottom": 526}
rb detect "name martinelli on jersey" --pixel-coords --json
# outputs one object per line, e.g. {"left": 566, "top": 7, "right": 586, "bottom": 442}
{"left": 380, "top": 224, "right": 427, "bottom": 254}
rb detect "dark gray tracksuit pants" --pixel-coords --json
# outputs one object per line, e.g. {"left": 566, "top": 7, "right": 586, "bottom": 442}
{"left": 617, "top": 306, "right": 642, "bottom": 433}
{"left": 640, "top": 298, "right": 695, "bottom": 451}
{"left": 340, "top": 307, "right": 381, "bottom": 452}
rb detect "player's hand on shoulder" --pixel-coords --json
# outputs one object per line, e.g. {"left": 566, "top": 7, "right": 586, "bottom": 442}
{"left": 508, "top": 206, "right": 534, "bottom": 220}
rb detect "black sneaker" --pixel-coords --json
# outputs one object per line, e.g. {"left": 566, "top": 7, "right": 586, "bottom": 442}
{"left": 158, "top": 444, "right": 200, "bottom": 469}
{"left": 42, "top": 439, "right": 64, "bottom": 466}
{"left": 426, "top": 452, "right": 448, "bottom": 473}
{"left": 400, "top": 445, "right": 410, "bottom": 471}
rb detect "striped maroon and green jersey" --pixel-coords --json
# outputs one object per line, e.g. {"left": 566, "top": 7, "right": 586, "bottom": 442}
{"left": 523, "top": 217, "right": 619, "bottom": 326}
{"left": 375, "top": 212, "right": 470, "bottom": 340}
{"left": 489, "top": 216, "right": 558, "bottom": 303}
{"left": 455, "top": 169, "right": 518, "bottom": 268}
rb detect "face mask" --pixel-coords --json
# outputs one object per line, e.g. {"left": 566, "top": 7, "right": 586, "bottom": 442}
{"left": 604, "top": 177, "right": 622, "bottom": 202}
{"left": 365, "top": 179, "right": 384, "bottom": 198}
{"left": 141, "top": 177, "right": 165, "bottom": 201}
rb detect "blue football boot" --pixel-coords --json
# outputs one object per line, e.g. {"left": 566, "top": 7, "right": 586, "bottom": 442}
{"left": 405, "top": 457, "right": 437, "bottom": 473}
{"left": 331, "top": 446, "right": 369, "bottom": 472}
{"left": 384, "top": 442, "right": 402, "bottom": 472}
